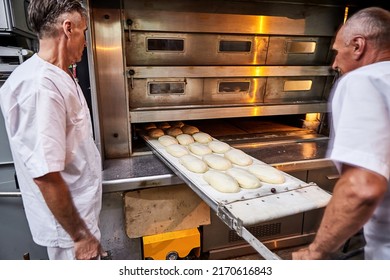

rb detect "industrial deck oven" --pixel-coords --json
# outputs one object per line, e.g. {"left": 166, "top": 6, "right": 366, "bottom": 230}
{"left": 0, "top": 0, "right": 381, "bottom": 261}
{"left": 87, "top": 0, "right": 348, "bottom": 260}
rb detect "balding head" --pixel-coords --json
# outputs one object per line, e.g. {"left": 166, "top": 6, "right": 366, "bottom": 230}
{"left": 342, "top": 7, "right": 390, "bottom": 50}
{"left": 331, "top": 7, "right": 390, "bottom": 75}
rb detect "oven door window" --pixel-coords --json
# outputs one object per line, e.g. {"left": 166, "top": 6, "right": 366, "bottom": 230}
{"left": 283, "top": 80, "right": 313, "bottom": 91}
{"left": 148, "top": 82, "right": 186, "bottom": 95}
{"left": 147, "top": 38, "right": 184, "bottom": 52}
{"left": 219, "top": 41, "right": 252, "bottom": 52}
{"left": 218, "top": 81, "right": 251, "bottom": 93}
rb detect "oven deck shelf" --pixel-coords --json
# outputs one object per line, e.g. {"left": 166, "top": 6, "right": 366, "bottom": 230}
{"left": 143, "top": 136, "right": 331, "bottom": 260}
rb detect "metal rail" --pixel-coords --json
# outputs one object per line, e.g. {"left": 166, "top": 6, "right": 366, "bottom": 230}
{"left": 127, "top": 66, "right": 332, "bottom": 79}
{"left": 217, "top": 204, "right": 281, "bottom": 260}
{"left": 0, "top": 192, "right": 21, "bottom": 197}
{"left": 130, "top": 103, "right": 328, "bottom": 123}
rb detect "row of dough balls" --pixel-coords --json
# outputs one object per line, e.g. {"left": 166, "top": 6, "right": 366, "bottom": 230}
{"left": 203, "top": 165, "right": 285, "bottom": 193}
{"left": 157, "top": 131, "right": 285, "bottom": 193}
{"left": 145, "top": 121, "right": 201, "bottom": 138}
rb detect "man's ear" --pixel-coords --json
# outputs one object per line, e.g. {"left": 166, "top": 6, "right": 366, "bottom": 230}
{"left": 351, "top": 36, "right": 365, "bottom": 60}
{"left": 62, "top": 19, "right": 72, "bottom": 38}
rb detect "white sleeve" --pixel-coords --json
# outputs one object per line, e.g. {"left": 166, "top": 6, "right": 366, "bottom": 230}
{"left": 329, "top": 73, "right": 390, "bottom": 180}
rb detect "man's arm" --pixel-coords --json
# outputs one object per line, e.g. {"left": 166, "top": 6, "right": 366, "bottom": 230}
{"left": 293, "top": 164, "right": 387, "bottom": 259}
{"left": 34, "top": 172, "right": 102, "bottom": 260}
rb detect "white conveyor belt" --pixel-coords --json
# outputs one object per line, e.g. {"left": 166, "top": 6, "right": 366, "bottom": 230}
{"left": 146, "top": 137, "right": 331, "bottom": 224}
{"left": 144, "top": 136, "right": 332, "bottom": 259}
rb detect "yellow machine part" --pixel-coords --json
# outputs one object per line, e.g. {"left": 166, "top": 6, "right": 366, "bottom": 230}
{"left": 142, "top": 228, "right": 201, "bottom": 260}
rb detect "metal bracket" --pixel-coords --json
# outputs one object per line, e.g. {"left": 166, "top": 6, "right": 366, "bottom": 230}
{"left": 217, "top": 203, "right": 243, "bottom": 236}
{"left": 217, "top": 203, "right": 281, "bottom": 260}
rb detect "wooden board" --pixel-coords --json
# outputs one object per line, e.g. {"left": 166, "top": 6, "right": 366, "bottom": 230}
{"left": 124, "top": 184, "right": 211, "bottom": 238}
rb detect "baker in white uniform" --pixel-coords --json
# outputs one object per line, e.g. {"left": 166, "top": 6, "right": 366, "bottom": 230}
{"left": 293, "top": 7, "right": 390, "bottom": 260}
{"left": 0, "top": 0, "right": 103, "bottom": 260}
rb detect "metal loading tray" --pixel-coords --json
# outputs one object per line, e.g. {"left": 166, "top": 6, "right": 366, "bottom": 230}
{"left": 144, "top": 136, "right": 331, "bottom": 259}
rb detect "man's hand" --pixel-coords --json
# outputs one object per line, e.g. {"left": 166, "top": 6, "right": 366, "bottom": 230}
{"left": 74, "top": 232, "right": 105, "bottom": 260}
{"left": 292, "top": 245, "right": 330, "bottom": 260}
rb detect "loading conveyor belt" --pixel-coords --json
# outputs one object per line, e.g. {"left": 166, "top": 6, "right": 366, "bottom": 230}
{"left": 143, "top": 136, "right": 331, "bottom": 260}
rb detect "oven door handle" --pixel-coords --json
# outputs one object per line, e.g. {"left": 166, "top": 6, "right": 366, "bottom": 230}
{"left": 326, "top": 174, "right": 340, "bottom": 180}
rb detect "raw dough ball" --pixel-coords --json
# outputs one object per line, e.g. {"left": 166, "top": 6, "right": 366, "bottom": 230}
{"left": 203, "top": 170, "right": 240, "bottom": 193}
{"left": 148, "top": 128, "right": 165, "bottom": 138}
{"left": 179, "top": 154, "right": 208, "bottom": 173}
{"left": 181, "top": 125, "right": 199, "bottom": 135}
{"left": 166, "top": 127, "right": 183, "bottom": 137}
{"left": 248, "top": 164, "right": 286, "bottom": 184}
{"left": 166, "top": 144, "right": 189, "bottom": 157}
{"left": 224, "top": 148, "right": 253, "bottom": 166}
{"left": 176, "top": 134, "right": 194, "bottom": 146}
{"left": 158, "top": 135, "right": 178, "bottom": 146}
{"left": 226, "top": 167, "right": 261, "bottom": 189}
{"left": 193, "top": 132, "right": 212, "bottom": 144}
{"left": 202, "top": 154, "right": 232, "bottom": 171}
{"left": 188, "top": 142, "right": 212, "bottom": 156}
{"left": 208, "top": 140, "right": 230, "bottom": 153}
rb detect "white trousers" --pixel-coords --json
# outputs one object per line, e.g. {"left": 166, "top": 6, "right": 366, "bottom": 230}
{"left": 47, "top": 247, "right": 76, "bottom": 260}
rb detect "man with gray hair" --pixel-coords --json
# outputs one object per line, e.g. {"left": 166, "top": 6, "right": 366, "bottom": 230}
{"left": 0, "top": 0, "right": 104, "bottom": 260}
{"left": 293, "top": 7, "right": 390, "bottom": 260}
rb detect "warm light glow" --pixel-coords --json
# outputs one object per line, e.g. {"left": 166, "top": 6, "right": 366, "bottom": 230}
{"left": 305, "top": 113, "right": 319, "bottom": 121}
{"left": 253, "top": 66, "right": 266, "bottom": 77}
{"left": 257, "top": 16, "right": 265, "bottom": 34}
{"left": 250, "top": 79, "right": 258, "bottom": 103}
{"left": 303, "top": 113, "right": 320, "bottom": 131}
{"left": 252, "top": 36, "right": 261, "bottom": 65}
{"left": 302, "top": 142, "right": 317, "bottom": 159}
{"left": 96, "top": 45, "right": 121, "bottom": 51}
{"left": 251, "top": 106, "right": 261, "bottom": 116}
{"left": 344, "top": 7, "right": 349, "bottom": 23}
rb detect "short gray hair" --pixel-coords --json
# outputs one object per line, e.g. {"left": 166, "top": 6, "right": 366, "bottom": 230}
{"left": 28, "top": 0, "right": 87, "bottom": 39}
{"left": 342, "top": 7, "right": 390, "bottom": 49}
